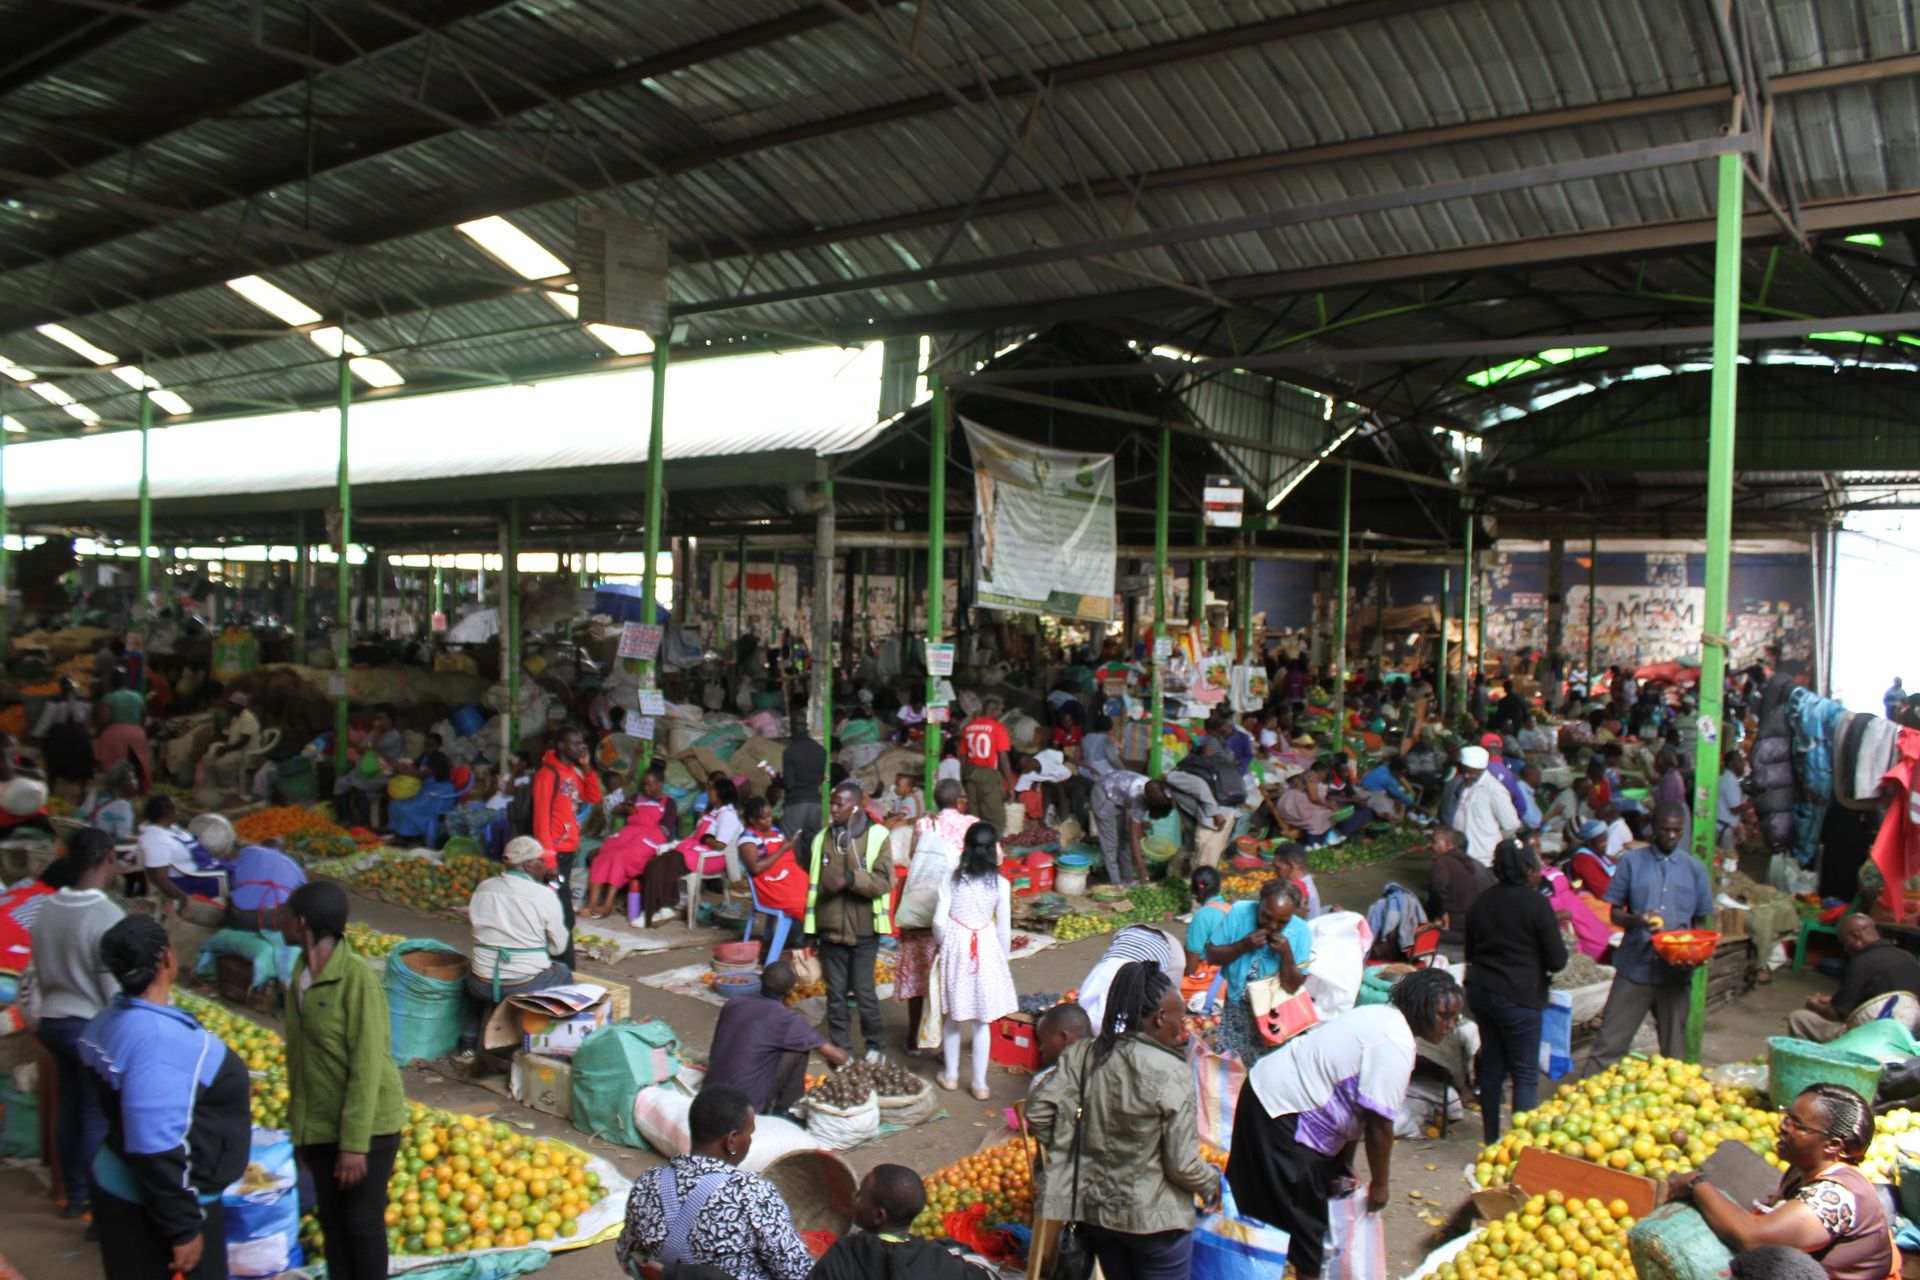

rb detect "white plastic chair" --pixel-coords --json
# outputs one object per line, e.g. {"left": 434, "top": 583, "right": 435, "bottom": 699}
{"left": 681, "top": 833, "right": 744, "bottom": 930}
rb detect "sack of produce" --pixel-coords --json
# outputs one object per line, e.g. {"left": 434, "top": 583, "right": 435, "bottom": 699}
{"left": 803, "top": 1071, "right": 879, "bottom": 1149}
{"left": 1628, "top": 1201, "right": 1735, "bottom": 1280}
{"left": 872, "top": 1062, "right": 936, "bottom": 1127}
{"left": 383, "top": 940, "right": 469, "bottom": 1065}
{"left": 573, "top": 1020, "right": 683, "bottom": 1148}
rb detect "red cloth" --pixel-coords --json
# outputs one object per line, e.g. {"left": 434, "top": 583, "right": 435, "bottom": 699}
{"left": 750, "top": 834, "right": 808, "bottom": 918}
{"left": 960, "top": 716, "right": 1010, "bottom": 769}
{"left": 1051, "top": 725, "right": 1083, "bottom": 751}
{"left": 1568, "top": 850, "right": 1615, "bottom": 897}
{"left": 1871, "top": 727, "right": 1920, "bottom": 917}
{"left": 0, "top": 880, "right": 54, "bottom": 975}
{"left": 530, "top": 750, "right": 602, "bottom": 866}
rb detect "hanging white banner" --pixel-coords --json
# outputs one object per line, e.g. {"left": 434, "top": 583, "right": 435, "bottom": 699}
{"left": 964, "top": 418, "right": 1115, "bottom": 621}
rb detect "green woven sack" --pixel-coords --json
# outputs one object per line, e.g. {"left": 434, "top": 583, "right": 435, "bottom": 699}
{"left": 383, "top": 939, "right": 469, "bottom": 1065}
{"left": 571, "top": 1020, "right": 682, "bottom": 1148}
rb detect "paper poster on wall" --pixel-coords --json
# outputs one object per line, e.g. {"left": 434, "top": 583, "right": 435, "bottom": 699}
{"left": 618, "top": 622, "right": 663, "bottom": 660}
{"left": 1564, "top": 585, "right": 1706, "bottom": 669}
{"left": 925, "top": 642, "right": 955, "bottom": 677}
{"left": 637, "top": 689, "right": 666, "bottom": 716}
{"left": 963, "top": 419, "right": 1115, "bottom": 621}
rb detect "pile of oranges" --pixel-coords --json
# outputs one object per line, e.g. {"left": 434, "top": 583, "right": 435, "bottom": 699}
{"left": 910, "top": 1135, "right": 1038, "bottom": 1237}
{"left": 354, "top": 852, "right": 493, "bottom": 912}
{"left": 1200, "top": 1141, "right": 1230, "bottom": 1172}
{"left": 383, "top": 1104, "right": 609, "bottom": 1257}
{"left": 1434, "top": 1191, "right": 1634, "bottom": 1280}
{"left": 234, "top": 805, "right": 343, "bottom": 844}
{"left": 174, "top": 990, "right": 289, "bottom": 1130}
{"left": 1477, "top": 1055, "right": 1781, "bottom": 1188}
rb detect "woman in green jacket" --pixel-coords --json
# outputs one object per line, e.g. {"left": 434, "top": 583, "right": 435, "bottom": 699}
{"left": 283, "top": 882, "right": 409, "bottom": 1280}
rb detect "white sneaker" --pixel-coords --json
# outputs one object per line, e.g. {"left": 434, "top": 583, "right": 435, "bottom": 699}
{"left": 650, "top": 908, "right": 678, "bottom": 924}
{"left": 864, "top": 1048, "right": 884, "bottom": 1065}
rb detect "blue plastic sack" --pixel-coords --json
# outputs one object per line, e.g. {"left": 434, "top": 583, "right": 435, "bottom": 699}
{"left": 1540, "top": 990, "right": 1575, "bottom": 1080}
{"left": 224, "top": 1128, "right": 301, "bottom": 1279}
{"left": 1193, "top": 1189, "right": 1292, "bottom": 1280}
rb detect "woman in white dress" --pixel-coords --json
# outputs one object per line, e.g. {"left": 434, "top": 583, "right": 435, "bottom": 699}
{"left": 934, "top": 822, "right": 1016, "bottom": 1100}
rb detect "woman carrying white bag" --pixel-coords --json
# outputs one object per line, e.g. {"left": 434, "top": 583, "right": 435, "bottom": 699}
{"left": 933, "top": 823, "right": 1017, "bottom": 1100}
{"left": 893, "top": 780, "right": 975, "bottom": 1057}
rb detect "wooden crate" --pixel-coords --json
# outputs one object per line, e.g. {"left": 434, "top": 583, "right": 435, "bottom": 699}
{"left": 1472, "top": 1145, "right": 1662, "bottom": 1223}
{"left": 1705, "top": 935, "right": 1755, "bottom": 1012}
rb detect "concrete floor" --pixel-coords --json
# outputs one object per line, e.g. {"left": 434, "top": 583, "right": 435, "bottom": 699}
{"left": 0, "top": 841, "right": 1829, "bottom": 1278}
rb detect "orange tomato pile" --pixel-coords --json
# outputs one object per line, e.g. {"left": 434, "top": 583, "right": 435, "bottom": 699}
{"left": 0, "top": 706, "right": 26, "bottom": 738}
{"left": 234, "top": 805, "right": 343, "bottom": 844}
{"left": 910, "top": 1135, "right": 1038, "bottom": 1237}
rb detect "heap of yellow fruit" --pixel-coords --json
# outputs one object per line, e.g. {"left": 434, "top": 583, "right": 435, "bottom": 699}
{"left": 174, "top": 990, "right": 289, "bottom": 1130}
{"left": 1860, "top": 1107, "right": 1920, "bottom": 1185}
{"left": 345, "top": 921, "right": 405, "bottom": 957}
{"left": 910, "top": 1135, "right": 1038, "bottom": 1237}
{"left": 1434, "top": 1191, "right": 1634, "bottom": 1280}
{"left": 354, "top": 852, "right": 493, "bottom": 912}
{"left": 383, "top": 1104, "right": 609, "bottom": 1257}
{"left": 1476, "top": 1056, "right": 1782, "bottom": 1188}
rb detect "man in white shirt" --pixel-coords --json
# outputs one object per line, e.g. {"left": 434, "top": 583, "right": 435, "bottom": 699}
{"left": 457, "top": 837, "right": 571, "bottom": 1062}
{"left": 1454, "top": 745, "right": 1520, "bottom": 867}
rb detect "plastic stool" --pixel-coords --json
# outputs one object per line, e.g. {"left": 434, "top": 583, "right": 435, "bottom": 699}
{"left": 1794, "top": 918, "right": 1839, "bottom": 973}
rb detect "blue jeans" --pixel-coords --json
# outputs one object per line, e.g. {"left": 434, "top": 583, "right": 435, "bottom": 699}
{"left": 36, "top": 1015, "right": 106, "bottom": 1208}
{"left": 1081, "top": 1224, "right": 1194, "bottom": 1280}
{"left": 1468, "top": 983, "right": 1544, "bottom": 1143}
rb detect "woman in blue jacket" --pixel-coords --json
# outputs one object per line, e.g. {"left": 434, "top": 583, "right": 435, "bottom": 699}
{"left": 80, "top": 916, "right": 251, "bottom": 1279}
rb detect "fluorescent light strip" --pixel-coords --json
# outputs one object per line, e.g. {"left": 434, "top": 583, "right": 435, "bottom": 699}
{"left": 35, "top": 322, "right": 118, "bottom": 366}
{"left": 110, "top": 365, "right": 193, "bottom": 416}
{"left": 28, "top": 381, "right": 101, "bottom": 424}
{"left": 225, "top": 275, "right": 323, "bottom": 326}
{"left": 0, "top": 354, "right": 33, "bottom": 382}
{"left": 456, "top": 216, "right": 569, "bottom": 280}
{"left": 307, "top": 326, "right": 404, "bottom": 386}
{"left": 586, "top": 323, "right": 654, "bottom": 356}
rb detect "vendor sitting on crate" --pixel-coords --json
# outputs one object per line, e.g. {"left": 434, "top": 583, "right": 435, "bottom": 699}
{"left": 455, "top": 836, "right": 571, "bottom": 1066}
{"left": 224, "top": 842, "right": 307, "bottom": 932}
{"left": 1785, "top": 914, "right": 1920, "bottom": 1043}
{"left": 703, "top": 959, "right": 847, "bottom": 1118}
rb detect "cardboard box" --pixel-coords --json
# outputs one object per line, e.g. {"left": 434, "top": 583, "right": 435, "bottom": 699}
{"left": 1471, "top": 1146, "right": 1662, "bottom": 1224}
{"left": 482, "top": 977, "right": 620, "bottom": 1056}
{"left": 990, "top": 1012, "right": 1040, "bottom": 1071}
{"left": 510, "top": 1051, "right": 576, "bottom": 1121}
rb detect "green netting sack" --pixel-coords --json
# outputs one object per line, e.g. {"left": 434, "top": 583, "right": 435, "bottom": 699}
{"left": 384, "top": 939, "right": 471, "bottom": 1065}
{"left": 1, "top": 1078, "right": 39, "bottom": 1158}
{"left": 571, "top": 1020, "right": 682, "bottom": 1147}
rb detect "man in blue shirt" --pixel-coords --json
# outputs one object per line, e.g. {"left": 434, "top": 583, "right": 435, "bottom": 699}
{"left": 1358, "top": 757, "right": 1419, "bottom": 818}
{"left": 1578, "top": 802, "right": 1713, "bottom": 1077}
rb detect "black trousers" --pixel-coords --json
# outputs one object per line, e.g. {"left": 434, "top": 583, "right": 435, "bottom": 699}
{"left": 1225, "top": 1095, "right": 1343, "bottom": 1278}
{"left": 96, "top": 1190, "right": 227, "bottom": 1280}
{"left": 299, "top": 1132, "right": 401, "bottom": 1280}
{"left": 554, "top": 852, "right": 579, "bottom": 970}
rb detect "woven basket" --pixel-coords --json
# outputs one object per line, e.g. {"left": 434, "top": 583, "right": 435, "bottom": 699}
{"left": 1768, "top": 1036, "right": 1885, "bottom": 1108}
{"left": 761, "top": 1149, "right": 857, "bottom": 1236}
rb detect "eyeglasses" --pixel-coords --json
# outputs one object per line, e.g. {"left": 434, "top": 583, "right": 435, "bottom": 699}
{"left": 1779, "top": 1111, "right": 1833, "bottom": 1139}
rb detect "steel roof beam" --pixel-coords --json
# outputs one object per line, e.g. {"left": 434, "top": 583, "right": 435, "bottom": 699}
{"left": 0, "top": 0, "right": 193, "bottom": 98}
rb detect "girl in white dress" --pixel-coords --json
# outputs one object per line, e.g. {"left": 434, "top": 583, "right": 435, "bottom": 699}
{"left": 934, "top": 823, "right": 1016, "bottom": 1099}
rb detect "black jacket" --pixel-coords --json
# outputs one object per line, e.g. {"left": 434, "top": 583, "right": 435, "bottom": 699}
{"left": 808, "top": 1232, "right": 993, "bottom": 1280}
{"left": 1464, "top": 882, "right": 1569, "bottom": 1009}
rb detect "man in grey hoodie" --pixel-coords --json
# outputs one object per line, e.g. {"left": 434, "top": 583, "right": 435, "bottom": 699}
{"left": 22, "top": 830, "right": 126, "bottom": 1221}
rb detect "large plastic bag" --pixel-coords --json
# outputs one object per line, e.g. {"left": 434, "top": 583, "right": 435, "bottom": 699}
{"left": 1539, "top": 991, "right": 1575, "bottom": 1080}
{"left": 384, "top": 940, "right": 470, "bottom": 1065}
{"left": 1830, "top": 1017, "right": 1920, "bottom": 1064}
{"left": 572, "top": 1020, "right": 682, "bottom": 1147}
{"left": 1192, "top": 1188, "right": 1291, "bottom": 1280}
{"left": 193, "top": 928, "right": 297, "bottom": 987}
{"left": 1323, "top": 1188, "right": 1387, "bottom": 1280}
{"left": 224, "top": 1128, "right": 301, "bottom": 1279}
{"left": 805, "top": 1090, "right": 878, "bottom": 1149}
{"left": 1190, "top": 1038, "right": 1246, "bottom": 1151}
{"left": 1302, "top": 911, "right": 1368, "bottom": 1018}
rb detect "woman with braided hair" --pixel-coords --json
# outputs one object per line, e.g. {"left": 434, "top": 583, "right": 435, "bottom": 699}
{"left": 1028, "top": 960, "right": 1220, "bottom": 1279}
{"left": 1227, "top": 966, "right": 1466, "bottom": 1279}
{"left": 77, "top": 915, "right": 251, "bottom": 1279}
{"left": 1668, "top": 1082, "right": 1896, "bottom": 1280}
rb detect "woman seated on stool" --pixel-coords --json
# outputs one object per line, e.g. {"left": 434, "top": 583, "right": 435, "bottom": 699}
{"left": 1667, "top": 1083, "right": 1895, "bottom": 1280}
{"left": 454, "top": 836, "right": 570, "bottom": 1068}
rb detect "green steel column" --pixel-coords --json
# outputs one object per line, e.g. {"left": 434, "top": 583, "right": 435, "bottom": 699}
{"left": 1437, "top": 567, "right": 1451, "bottom": 713}
{"left": 138, "top": 390, "right": 153, "bottom": 690}
{"left": 735, "top": 533, "right": 746, "bottom": 641}
{"left": 1687, "top": 150, "right": 1744, "bottom": 1063}
{"left": 1149, "top": 427, "right": 1171, "bottom": 775}
{"left": 1333, "top": 464, "right": 1351, "bottom": 753}
{"left": 860, "top": 549, "right": 871, "bottom": 658}
{"left": 1460, "top": 505, "right": 1476, "bottom": 715}
{"left": 1586, "top": 528, "right": 1598, "bottom": 689}
{"left": 638, "top": 342, "right": 669, "bottom": 770}
{"left": 293, "top": 511, "right": 308, "bottom": 647}
{"left": 1190, "top": 519, "right": 1206, "bottom": 630}
{"left": 924, "top": 383, "right": 949, "bottom": 794}
{"left": 431, "top": 558, "right": 443, "bottom": 620}
{"left": 506, "top": 499, "right": 522, "bottom": 751}
{"left": 333, "top": 353, "right": 351, "bottom": 773}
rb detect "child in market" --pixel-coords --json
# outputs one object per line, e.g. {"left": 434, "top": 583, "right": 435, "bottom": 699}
{"left": 884, "top": 772, "right": 924, "bottom": 826}
{"left": 1273, "top": 841, "right": 1324, "bottom": 919}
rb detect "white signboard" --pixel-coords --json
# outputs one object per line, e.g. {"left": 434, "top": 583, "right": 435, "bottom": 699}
{"left": 637, "top": 689, "right": 666, "bottom": 716}
{"left": 618, "top": 622, "right": 663, "bottom": 661}
{"left": 925, "top": 642, "right": 955, "bottom": 677}
{"left": 927, "top": 705, "right": 950, "bottom": 724}
{"left": 964, "top": 419, "right": 1115, "bottom": 622}
{"left": 1202, "top": 474, "right": 1245, "bottom": 529}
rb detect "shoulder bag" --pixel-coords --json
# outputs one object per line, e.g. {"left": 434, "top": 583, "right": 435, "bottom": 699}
{"left": 1052, "top": 1054, "right": 1098, "bottom": 1280}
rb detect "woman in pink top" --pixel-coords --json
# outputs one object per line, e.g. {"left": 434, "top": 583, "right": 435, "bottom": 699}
{"left": 582, "top": 770, "right": 677, "bottom": 917}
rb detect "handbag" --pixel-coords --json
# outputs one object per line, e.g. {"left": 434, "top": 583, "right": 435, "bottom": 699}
{"left": 1053, "top": 1057, "right": 1098, "bottom": 1280}
{"left": 789, "top": 947, "right": 823, "bottom": 986}
{"left": 916, "top": 955, "right": 945, "bottom": 1052}
{"left": 1247, "top": 974, "right": 1319, "bottom": 1047}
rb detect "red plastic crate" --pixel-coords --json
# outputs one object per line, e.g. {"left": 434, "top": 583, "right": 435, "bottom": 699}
{"left": 989, "top": 1013, "right": 1040, "bottom": 1070}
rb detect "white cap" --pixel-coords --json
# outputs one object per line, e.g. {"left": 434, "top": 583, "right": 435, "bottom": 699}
{"left": 503, "top": 836, "right": 548, "bottom": 867}
{"left": 1458, "top": 745, "right": 1490, "bottom": 770}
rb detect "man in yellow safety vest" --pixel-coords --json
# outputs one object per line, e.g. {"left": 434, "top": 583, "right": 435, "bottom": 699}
{"left": 805, "top": 781, "right": 894, "bottom": 1062}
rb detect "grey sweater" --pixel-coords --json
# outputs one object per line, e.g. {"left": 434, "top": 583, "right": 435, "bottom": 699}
{"left": 24, "top": 888, "right": 125, "bottom": 1021}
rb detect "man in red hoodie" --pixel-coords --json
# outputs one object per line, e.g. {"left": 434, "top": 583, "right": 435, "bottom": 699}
{"left": 532, "top": 725, "right": 602, "bottom": 965}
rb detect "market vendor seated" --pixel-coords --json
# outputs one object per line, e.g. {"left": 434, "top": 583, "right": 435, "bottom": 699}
{"left": 137, "top": 793, "right": 231, "bottom": 905}
{"left": 809, "top": 1164, "right": 994, "bottom": 1279}
{"left": 675, "top": 773, "right": 744, "bottom": 875}
{"left": 1786, "top": 915, "right": 1920, "bottom": 1043}
{"left": 456, "top": 836, "right": 570, "bottom": 1064}
{"left": 200, "top": 690, "right": 261, "bottom": 792}
{"left": 331, "top": 710, "right": 404, "bottom": 827}
{"left": 225, "top": 842, "right": 307, "bottom": 932}
{"left": 737, "top": 798, "right": 806, "bottom": 947}
{"left": 1667, "top": 1083, "right": 1895, "bottom": 1280}
{"left": 580, "top": 766, "right": 678, "bottom": 920}
{"left": 703, "top": 959, "right": 847, "bottom": 1118}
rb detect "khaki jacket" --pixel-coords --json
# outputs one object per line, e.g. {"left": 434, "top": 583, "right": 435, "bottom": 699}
{"left": 1027, "top": 1034, "right": 1219, "bottom": 1234}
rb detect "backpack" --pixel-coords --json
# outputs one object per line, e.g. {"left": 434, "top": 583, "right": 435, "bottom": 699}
{"left": 1175, "top": 749, "right": 1247, "bottom": 807}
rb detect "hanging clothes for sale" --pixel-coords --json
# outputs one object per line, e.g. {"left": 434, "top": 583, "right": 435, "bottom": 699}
{"left": 1750, "top": 672, "right": 1800, "bottom": 855}
{"left": 1870, "top": 728, "right": 1920, "bottom": 917}
{"left": 1788, "top": 685, "right": 1848, "bottom": 866}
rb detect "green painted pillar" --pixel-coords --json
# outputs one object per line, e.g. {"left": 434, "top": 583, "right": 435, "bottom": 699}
{"left": 1460, "top": 504, "right": 1476, "bottom": 715}
{"left": 1190, "top": 519, "right": 1206, "bottom": 630}
{"left": 860, "top": 549, "right": 871, "bottom": 657}
{"left": 293, "top": 511, "right": 308, "bottom": 647}
{"left": 1687, "top": 150, "right": 1744, "bottom": 1062}
{"left": 1437, "top": 567, "right": 1451, "bottom": 713}
{"left": 138, "top": 390, "right": 152, "bottom": 690}
{"left": 333, "top": 353, "right": 351, "bottom": 773}
{"left": 1333, "top": 464, "right": 1351, "bottom": 753}
{"left": 639, "top": 342, "right": 669, "bottom": 771}
{"left": 1587, "top": 527, "right": 1598, "bottom": 690}
{"left": 1149, "top": 427, "right": 1171, "bottom": 775}
{"left": 924, "top": 383, "right": 949, "bottom": 795}
{"left": 819, "top": 476, "right": 836, "bottom": 817}
{"left": 506, "top": 498, "right": 522, "bottom": 751}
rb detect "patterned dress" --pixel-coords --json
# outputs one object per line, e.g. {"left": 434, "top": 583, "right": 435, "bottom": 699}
{"left": 937, "top": 873, "right": 1017, "bottom": 1024}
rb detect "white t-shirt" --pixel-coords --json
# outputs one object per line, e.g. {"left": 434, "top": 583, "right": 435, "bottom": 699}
{"left": 937, "top": 757, "right": 962, "bottom": 785}
{"left": 708, "top": 804, "right": 743, "bottom": 848}
{"left": 1605, "top": 818, "right": 1633, "bottom": 858}
{"left": 137, "top": 824, "right": 203, "bottom": 875}
{"left": 1248, "top": 1004, "right": 1417, "bottom": 1155}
